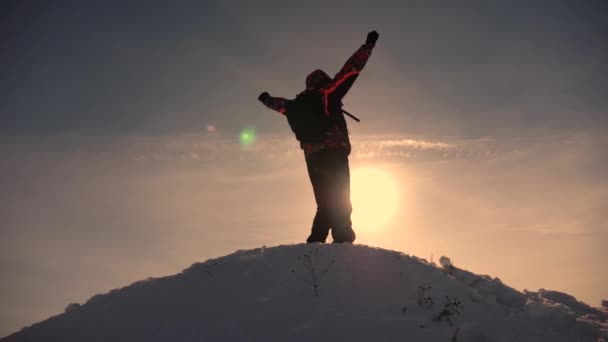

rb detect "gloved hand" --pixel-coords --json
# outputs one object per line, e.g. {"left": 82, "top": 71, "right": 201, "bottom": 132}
{"left": 366, "top": 31, "right": 379, "bottom": 47}
{"left": 258, "top": 92, "right": 270, "bottom": 103}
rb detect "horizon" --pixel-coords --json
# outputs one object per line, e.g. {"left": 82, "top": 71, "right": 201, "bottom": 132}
{"left": 1, "top": 0, "right": 607, "bottom": 336}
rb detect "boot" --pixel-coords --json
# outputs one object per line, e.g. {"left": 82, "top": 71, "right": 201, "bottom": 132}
{"left": 332, "top": 227, "right": 356, "bottom": 243}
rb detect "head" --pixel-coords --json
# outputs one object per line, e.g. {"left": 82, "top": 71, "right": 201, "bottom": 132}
{"left": 305, "top": 69, "right": 331, "bottom": 90}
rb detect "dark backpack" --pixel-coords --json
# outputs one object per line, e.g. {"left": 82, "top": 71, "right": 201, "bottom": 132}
{"left": 285, "top": 90, "right": 333, "bottom": 142}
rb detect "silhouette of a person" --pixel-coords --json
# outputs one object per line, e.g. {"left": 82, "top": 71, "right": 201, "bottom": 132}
{"left": 258, "top": 31, "right": 379, "bottom": 243}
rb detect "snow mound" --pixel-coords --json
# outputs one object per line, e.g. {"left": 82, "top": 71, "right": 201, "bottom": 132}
{"left": 2, "top": 244, "right": 607, "bottom": 341}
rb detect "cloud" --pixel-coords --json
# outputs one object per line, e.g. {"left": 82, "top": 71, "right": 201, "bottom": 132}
{"left": 353, "top": 137, "right": 456, "bottom": 159}
{"left": 374, "top": 139, "right": 454, "bottom": 149}
{"left": 113, "top": 134, "right": 462, "bottom": 166}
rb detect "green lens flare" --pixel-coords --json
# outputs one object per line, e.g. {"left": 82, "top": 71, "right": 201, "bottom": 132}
{"left": 240, "top": 128, "right": 256, "bottom": 146}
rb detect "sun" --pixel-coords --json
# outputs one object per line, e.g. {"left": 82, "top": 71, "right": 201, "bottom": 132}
{"left": 350, "top": 168, "right": 399, "bottom": 232}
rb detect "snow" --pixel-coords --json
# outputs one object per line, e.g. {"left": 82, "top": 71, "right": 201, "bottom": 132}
{"left": 439, "top": 255, "right": 452, "bottom": 268}
{"left": 1, "top": 243, "right": 607, "bottom": 341}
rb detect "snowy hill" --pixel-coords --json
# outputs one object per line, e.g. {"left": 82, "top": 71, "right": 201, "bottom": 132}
{"left": 2, "top": 244, "right": 607, "bottom": 341}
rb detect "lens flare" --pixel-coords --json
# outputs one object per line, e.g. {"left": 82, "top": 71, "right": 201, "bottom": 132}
{"left": 240, "top": 128, "right": 256, "bottom": 146}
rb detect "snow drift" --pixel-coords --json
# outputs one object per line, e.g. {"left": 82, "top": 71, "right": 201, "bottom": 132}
{"left": 2, "top": 244, "right": 607, "bottom": 341}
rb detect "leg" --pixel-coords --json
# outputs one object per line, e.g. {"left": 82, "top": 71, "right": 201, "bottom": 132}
{"left": 307, "top": 208, "right": 331, "bottom": 243}
{"left": 305, "top": 153, "right": 331, "bottom": 243}
{"left": 328, "top": 150, "right": 356, "bottom": 243}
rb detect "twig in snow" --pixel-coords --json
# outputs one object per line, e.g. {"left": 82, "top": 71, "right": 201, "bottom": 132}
{"left": 451, "top": 327, "right": 460, "bottom": 342}
{"left": 418, "top": 284, "right": 434, "bottom": 307}
{"left": 433, "top": 296, "right": 464, "bottom": 327}
{"left": 291, "top": 247, "right": 334, "bottom": 297}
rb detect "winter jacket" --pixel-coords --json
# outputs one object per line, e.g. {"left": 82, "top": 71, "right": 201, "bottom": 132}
{"left": 261, "top": 42, "right": 374, "bottom": 158}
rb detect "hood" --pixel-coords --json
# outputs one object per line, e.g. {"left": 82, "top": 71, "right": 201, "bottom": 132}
{"left": 305, "top": 69, "right": 331, "bottom": 90}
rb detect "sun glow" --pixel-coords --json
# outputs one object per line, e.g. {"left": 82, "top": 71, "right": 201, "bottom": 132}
{"left": 350, "top": 168, "right": 399, "bottom": 232}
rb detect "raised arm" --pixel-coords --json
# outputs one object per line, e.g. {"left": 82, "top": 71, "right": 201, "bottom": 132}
{"left": 324, "top": 31, "right": 379, "bottom": 100}
{"left": 258, "top": 92, "right": 289, "bottom": 115}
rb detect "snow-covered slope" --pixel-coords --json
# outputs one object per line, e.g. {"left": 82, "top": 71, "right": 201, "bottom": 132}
{"left": 2, "top": 244, "right": 607, "bottom": 341}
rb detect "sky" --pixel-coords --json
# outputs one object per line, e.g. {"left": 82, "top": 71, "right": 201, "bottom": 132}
{"left": 1, "top": 0, "right": 607, "bottom": 337}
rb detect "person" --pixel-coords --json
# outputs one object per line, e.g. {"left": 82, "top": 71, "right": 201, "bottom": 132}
{"left": 258, "top": 31, "right": 379, "bottom": 243}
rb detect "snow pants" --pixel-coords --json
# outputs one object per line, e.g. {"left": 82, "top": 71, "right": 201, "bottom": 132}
{"left": 305, "top": 148, "right": 356, "bottom": 243}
